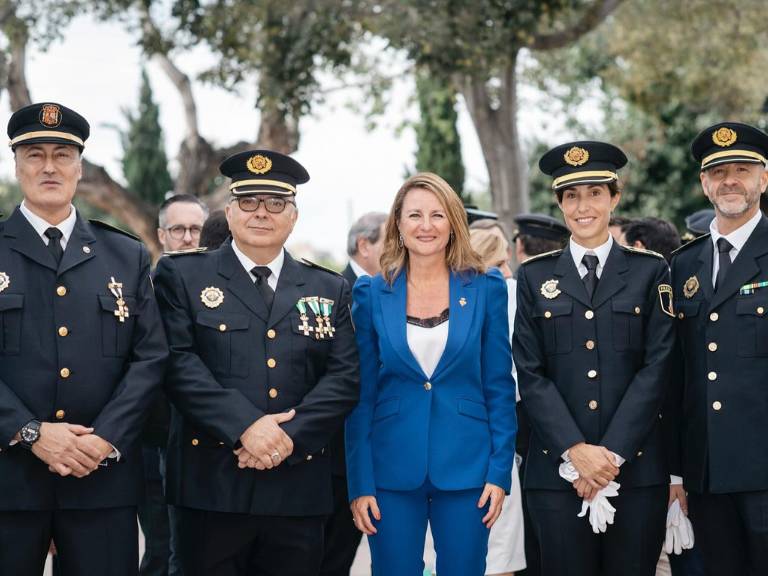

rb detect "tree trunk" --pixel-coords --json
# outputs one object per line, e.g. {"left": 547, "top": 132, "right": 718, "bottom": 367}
{"left": 256, "top": 102, "right": 299, "bottom": 154}
{"left": 458, "top": 54, "right": 528, "bottom": 239}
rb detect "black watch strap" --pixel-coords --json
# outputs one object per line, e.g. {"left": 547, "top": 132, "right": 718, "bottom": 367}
{"left": 19, "top": 419, "right": 42, "bottom": 449}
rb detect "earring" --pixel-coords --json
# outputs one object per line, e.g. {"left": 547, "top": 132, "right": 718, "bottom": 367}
{"left": 398, "top": 234, "right": 404, "bottom": 248}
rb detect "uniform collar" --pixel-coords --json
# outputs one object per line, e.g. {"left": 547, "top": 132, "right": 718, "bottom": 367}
{"left": 19, "top": 200, "right": 77, "bottom": 248}
{"left": 569, "top": 234, "right": 613, "bottom": 277}
{"left": 230, "top": 238, "right": 285, "bottom": 286}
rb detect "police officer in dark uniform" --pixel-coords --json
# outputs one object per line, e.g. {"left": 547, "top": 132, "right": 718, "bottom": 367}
{"left": 671, "top": 122, "right": 768, "bottom": 574}
{"left": 154, "top": 150, "right": 360, "bottom": 576}
{"left": 513, "top": 141, "right": 675, "bottom": 576}
{"left": 0, "top": 102, "right": 168, "bottom": 575}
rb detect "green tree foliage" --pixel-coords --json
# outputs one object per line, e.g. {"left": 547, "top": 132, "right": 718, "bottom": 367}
{"left": 414, "top": 69, "right": 467, "bottom": 201}
{"left": 121, "top": 69, "right": 173, "bottom": 205}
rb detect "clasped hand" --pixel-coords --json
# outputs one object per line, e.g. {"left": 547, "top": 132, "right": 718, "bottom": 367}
{"left": 569, "top": 443, "right": 620, "bottom": 501}
{"left": 32, "top": 422, "right": 113, "bottom": 478}
{"left": 234, "top": 409, "right": 295, "bottom": 470}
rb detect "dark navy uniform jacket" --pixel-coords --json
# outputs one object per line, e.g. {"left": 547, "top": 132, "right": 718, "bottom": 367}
{"left": 671, "top": 216, "right": 768, "bottom": 494}
{"left": 0, "top": 207, "right": 168, "bottom": 510}
{"left": 513, "top": 242, "right": 675, "bottom": 490}
{"left": 154, "top": 241, "right": 359, "bottom": 516}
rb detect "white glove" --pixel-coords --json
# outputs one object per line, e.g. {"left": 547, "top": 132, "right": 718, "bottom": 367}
{"left": 559, "top": 461, "right": 621, "bottom": 533}
{"left": 664, "top": 499, "right": 695, "bottom": 554}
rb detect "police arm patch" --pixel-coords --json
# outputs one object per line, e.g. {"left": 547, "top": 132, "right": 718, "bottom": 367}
{"left": 658, "top": 284, "right": 675, "bottom": 317}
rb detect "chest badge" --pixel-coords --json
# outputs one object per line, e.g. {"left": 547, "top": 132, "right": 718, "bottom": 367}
{"left": 0, "top": 272, "right": 9, "bottom": 293}
{"left": 107, "top": 277, "right": 130, "bottom": 323}
{"left": 201, "top": 286, "right": 224, "bottom": 309}
{"left": 683, "top": 276, "right": 699, "bottom": 299}
{"left": 295, "top": 298, "right": 314, "bottom": 336}
{"left": 540, "top": 279, "right": 561, "bottom": 299}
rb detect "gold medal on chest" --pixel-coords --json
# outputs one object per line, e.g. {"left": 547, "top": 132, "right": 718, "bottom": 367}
{"left": 201, "top": 286, "right": 225, "bottom": 308}
{"left": 683, "top": 276, "right": 699, "bottom": 299}
{"left": 540, "top": 279, "right": 561, "bottom": 299}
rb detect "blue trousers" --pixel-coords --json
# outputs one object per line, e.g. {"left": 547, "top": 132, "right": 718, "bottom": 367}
{"left": 369, "top": 479, "right": 489, "bottom": 576}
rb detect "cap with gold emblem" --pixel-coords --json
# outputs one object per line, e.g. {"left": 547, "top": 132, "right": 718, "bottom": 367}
{"left": 539, "top": 141, "right": 628, "bottom": 192}
{"left": 219, "top": 149, "right": 310, "bottom": 197}
{"left": 7, "top": 102, "right": 90, "bottom": 151}
{"left": 691, "top": 122, "right": 768, "bottom": 171}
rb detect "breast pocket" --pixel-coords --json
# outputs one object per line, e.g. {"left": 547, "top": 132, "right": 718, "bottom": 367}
{"left": 611, "top": 300, "right": 644, "bottom": 351}
{"left": 533, "top": 301, "right": 573, "bottom": 355}
{"left": 98, "top": 295, "right": 138, "bottom": 357}
{"left": 735, "top": 297, "right": 768, "bottom": 357}
{"left": 195, "top": 311, "right": 251, "bottom": 377}
{"left": 0, "top": 294, "right": 23, "bottom": 355}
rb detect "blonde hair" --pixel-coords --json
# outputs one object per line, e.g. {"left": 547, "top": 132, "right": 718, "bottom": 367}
{"left": 380, "top": 172, "right": 485, "bottom": 284}
{"left": 470, "top": 227, "right": 510, "bottom": 268}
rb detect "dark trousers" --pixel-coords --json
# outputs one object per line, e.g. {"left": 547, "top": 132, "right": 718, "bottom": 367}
{"left": 688, "top": 489, "right": 768, "bottom": 576}
{"left": 139, "top": 446, "right": 183, "bottom": 576}
{"left": 526, "top": 485, "right": 667, "bottom": 576}
{"left": 0, "top": 507, "right": 138, "bottom": 576}
{"left": 177, "top": 507, "right": 325, "bottom": 576}
{"left": 319, "top": 474, "right": 362, "bottom": 576}
{"left": 668, "top": 547, "right": 705, "bottom": 576}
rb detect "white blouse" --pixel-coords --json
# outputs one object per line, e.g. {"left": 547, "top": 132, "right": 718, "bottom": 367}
{"left": 406, "top": 320, "right": 449, "bottom": 379}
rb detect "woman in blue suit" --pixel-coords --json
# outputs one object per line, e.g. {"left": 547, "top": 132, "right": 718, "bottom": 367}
{"left": 346, "top": 172, "right": 517, "bottom": 575}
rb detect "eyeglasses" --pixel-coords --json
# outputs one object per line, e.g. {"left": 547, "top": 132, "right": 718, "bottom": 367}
{"left": 166, "top": 225, "right": 202, "bottom": 240}
{"left": 232, "top": 196, "right": 295, "bottom": 214}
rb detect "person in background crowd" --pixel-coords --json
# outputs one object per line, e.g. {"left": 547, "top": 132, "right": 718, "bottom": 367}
{"left": 514, "top": 141, "right": 675, "bottom": 576}
{"left": 0, "top": 102, "right": 167, "bottom": 576}
{"left": 155, "top": 149, "right": 359, "bottom": 576}
{"left": 469, "top": 224, "right": 526, "bottom": 576}
{"left": 139, "top": 194, "right": 209, "bottom": 576}
{"left": 507, "top": 213, "right": 570, "bottom": 576}
{"left": 624, "top": 217, "right": 681, "bottom": 263}
{"left": 671, "top": 122, "right": 768, "bottom": 575}
{"left": 198, "top": 209, "right": 230, "bottom": 250}
{"left": 320, "top": 211, "right": 387, "bottom": 576}
{"left": 346, "top": 172, "right": 517, "bottom": 576}
{"left": 680, "top": 209, "right": 715, "bottom": 243}
{"left": 608, "top": 215, "right": 634, "bottom": 245}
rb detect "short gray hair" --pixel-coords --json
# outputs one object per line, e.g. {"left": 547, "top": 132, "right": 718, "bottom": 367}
{"left": 347, "top": 212, "right": 387, "bottom": 256}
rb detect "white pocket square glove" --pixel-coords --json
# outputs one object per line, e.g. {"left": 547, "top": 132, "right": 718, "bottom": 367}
{"left": 558, "top": 462, "right": 621, "bottom": 534}
{"left": 664, "top": 499, "right": 695, "bottom": 555}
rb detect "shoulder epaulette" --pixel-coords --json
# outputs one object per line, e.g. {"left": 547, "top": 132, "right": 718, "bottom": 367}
{"left": 164, "top": 247, "right": 208, "bottom": 256}
{"left": 671, "top": 233, "right": 710, "bottom": 256}
{"left": 621, "top": 245, "right": 665, "bottom": 259}
{"left": 89, "top": 219, "right": 140, "bottom": 241}
{"left": 520, "top": 248, "right": 563, "bottom": 265}
{"left": 300, "top": 258, "right": 343, "bottom": 277}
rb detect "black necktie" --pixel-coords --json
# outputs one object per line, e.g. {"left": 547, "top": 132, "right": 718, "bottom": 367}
{"left": 715, "top": 237, "right": 733, "bottom": 292}
{"left": 251, "top": 266, "right": 274, "bottom": 311}
{"left": 45, "top": 227, "right": 63, "bottom": 266}
{"left": 582, "top": 254, "right": 599, "bottom": 300}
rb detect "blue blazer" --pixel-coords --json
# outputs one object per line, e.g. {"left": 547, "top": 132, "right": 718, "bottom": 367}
{"left": 345, "top": 268, "right": 517, "bottom": 501}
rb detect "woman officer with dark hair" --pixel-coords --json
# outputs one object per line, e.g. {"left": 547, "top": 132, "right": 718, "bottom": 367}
{"left": 513, "top": 142, "right": 676, "bottom": 576}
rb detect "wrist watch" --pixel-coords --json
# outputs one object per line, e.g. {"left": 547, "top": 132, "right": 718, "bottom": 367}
{"left": 19, "top": 419, "right": 42, "bottom": 449}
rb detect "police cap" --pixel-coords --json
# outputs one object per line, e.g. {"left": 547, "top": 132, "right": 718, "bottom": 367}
{"left": 220, "top": 150, "right": 309, "bottom": 197}
{"left": 8, "top": 102, "right": 89, "bottom": 151}
{"left": 513, "top": 213, "right": 569, "bottom": 242}
{"left": 539, "top": 141, "right": 627, "bottom": 192}
{"left": 691, "top": 122, "right": 768, "bottom": 171}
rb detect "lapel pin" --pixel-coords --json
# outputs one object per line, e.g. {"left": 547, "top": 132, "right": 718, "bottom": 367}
{"left": 82, "top": 246, "right": 91, "bottom": 254}
{"left": 459, "top": 297, "right": 467, "bottom": 307}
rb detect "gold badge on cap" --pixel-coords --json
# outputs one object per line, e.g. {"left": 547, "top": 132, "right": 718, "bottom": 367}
{"left": 39, "top": 104, "right": 62, "bottom": 128}
{"left": 658, "top": 284, "right": 675, "bottom": 317}
{"left": 201, "top": 286, "right": 224, "bottom": 308}
{"left": 712, "top": 127, "right": 737, "bottom": 147}
{"left": 0, "top": 272, "right": 9, "bottom": 293}
{"left": 540, "top": 279, "right": 561, "bottom": 299}
{"left": 247, "top": 154, "right": 272, "bottom": 174}
{"left": 564, "top": 146, "right": 589, "bottom": 166}
{"left": 683, "top": 276, "right": 699, "bottom": 299}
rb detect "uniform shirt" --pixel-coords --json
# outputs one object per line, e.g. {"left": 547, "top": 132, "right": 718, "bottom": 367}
{"left": 231, "top": 239, "right": 283, "bottom": 290}
{"left": 569, "top": 234, "right": 613, "bottom": 280}
{"left": 709, "top": 209, "right": 762, "bottom": 286}
{"left": 19, "top": 201, "right": 76, "bottom": 250}
{"left": 349, "top": 258, "right": 368, "bottom": 279}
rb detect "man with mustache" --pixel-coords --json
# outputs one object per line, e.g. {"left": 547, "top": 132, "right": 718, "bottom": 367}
{"left": 670, "top": 122, "right": 768, "bottom": 575}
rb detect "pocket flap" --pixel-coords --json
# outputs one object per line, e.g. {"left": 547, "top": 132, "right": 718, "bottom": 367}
{"left": 0, "top": 294, "right": 23, "bottom": 311}
{"left": 736, "top": 298, "right": 768, "bottom": 316}
{"left": 195, "top": 311, "right": 250, "bottom": 331}
{"left": 612, "top": 300, "right": 642, "bottom": 315}
{"left": 676, "top": 301, "right": 701, "bottom": 317}
{"left": 533, "top": 301, "right": 572, "bottom": 318}
{"left": 98, "top": 294, "right": 138, "bottom": 315}
{"left": 458, "top": 398, "right": 489, "bottom": 421}
{"left": 373, "top": 397, "right": 400, "bottom": 422}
